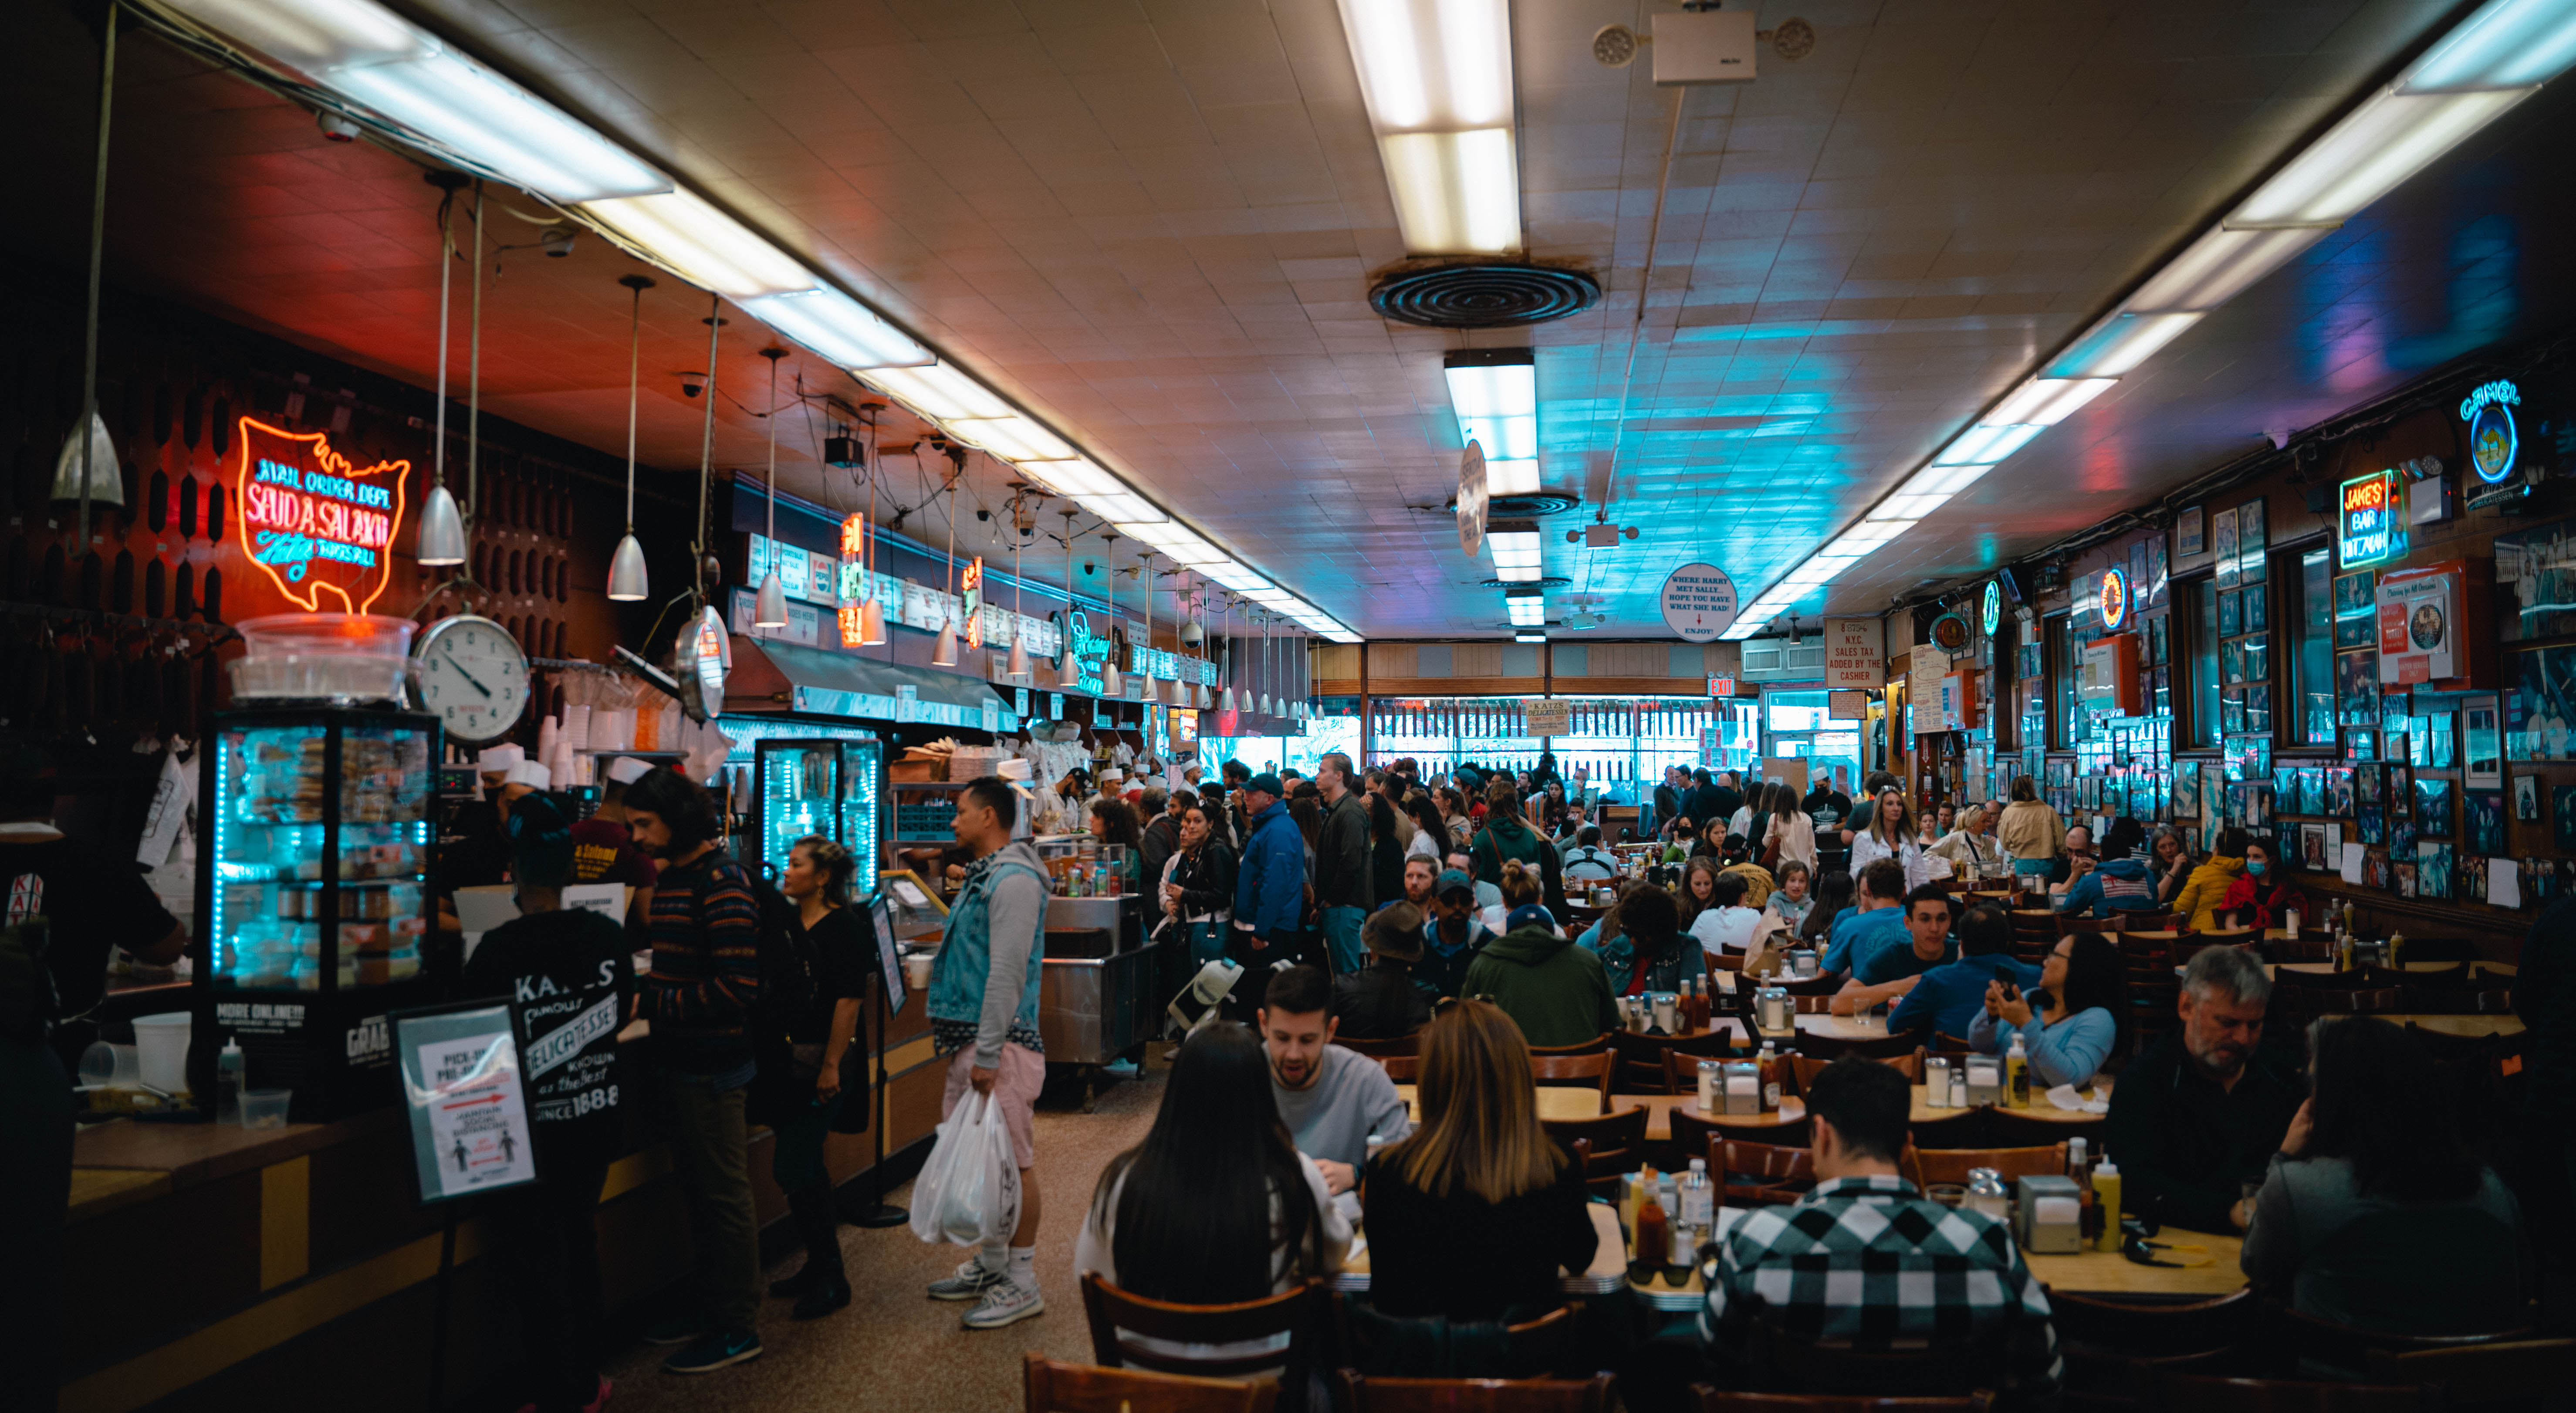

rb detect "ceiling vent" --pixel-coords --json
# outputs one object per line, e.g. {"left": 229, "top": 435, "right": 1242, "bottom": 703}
{"left": 1739, "top": 642, "right": 1827, "bottom": 679}
{"left": 1370, "top": 264, "right": 1602, "bottom": 328}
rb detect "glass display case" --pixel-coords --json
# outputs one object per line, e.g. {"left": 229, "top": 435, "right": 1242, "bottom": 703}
{"left": 753, "top": 737, "right": 883, "bottom": 883}
{"left": 191, "top": 707, "right": 443, "bottom": 1120}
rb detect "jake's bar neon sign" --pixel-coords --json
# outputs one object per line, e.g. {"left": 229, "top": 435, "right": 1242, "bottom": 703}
{"left": 233, "top": 418, "right": 408, "bottom": 612}
{"left": 2338, "top": 468, "right": 2405, "bottom": 568}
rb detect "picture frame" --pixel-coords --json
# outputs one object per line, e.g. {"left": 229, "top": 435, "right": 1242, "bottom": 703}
{"left": 2391, "top": 766, "right": 2413, "bottom": 817}
{"left": 2244, "top": 582, "right": 2269, "bottom": 633}
{"left": 2358, "top": 800, "right": 2384, "bottom": 846}
{"left": 2238, "top": 497, "right": 2267, "bottom": 582}
{"left": 2461, "top": 853, "right": 2486, "bottom": 903}
{"left": 2174, "top": 761, "right": 2203, "bottom": 817}
{"left": 2300, "top": 822, "right": 2327, "bottom": 871}
{"left": 2467, "top": 791, "right": 2507, "bottom": 856}
{"left": 2218, "top": 590, "right": 2242, "bottom": 639}
{"left": 2147, "top": 534, "right": 2170, "bottom": 608}
{"left": 2214, "top": 507, "right": 2241, "bottom": 590}
{"left": 2246, "top": 679, "right": 2274, "bottom": 735}
{"left": 2354, "top": 761, "right": 2383, "bottom": 808}
{"left": 2333, "top": 570, "right": 2377, "bottom": 650}
{"left": 2415, "top": 776, "right": 2454, "bottom": 836}
{"left": 2336, "top": 650, "right": 2380, "bottom": 728}
{"left": 2275, "top": 767, "right": 2302, "bottom": 815}
{"left": 2514, "top": 772, "right": 2540, "bottom": 822}
{"left": 2506, "top": 644, "right": 2576, "bottom": 761}
{"left": 2396, "top": 859, "right": 2419, "bottom": 898}
{"left": 2556, "top": 784, "right": 2576, "bottom": 850}
{"left": 2326, "top": 766, "right": 2355, "bottom": 818}
{"left": 2463, "top": 694, "right": 2501, "bottom": 788}
{"left": 2417, "top": 840, "right": 2454, "bottom": 899}
{"left": 2427, "top": 712, "right": 2458, "bottom": 769}
{"left": 2177, "top": 506, "right": 2206, "bottom": 559}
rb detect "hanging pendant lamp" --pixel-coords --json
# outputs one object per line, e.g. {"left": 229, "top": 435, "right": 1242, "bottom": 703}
{"left": 1005, "top": 486, "right": 1032, "bottom": 683}
{"left": 414, "top": 193, "right": 466, "bottom": 566}
{"left": 1098, "top": 534, "right": 1124, "bottom": 699}
{"left": 856, "top": 429, "right": 886, "bottom": 646}
{"left": 606, "top": 273, "right": 654, "bottom": 601}
{"left": 754, "top": 347, "right": 788, "bottom": 627}
{"left": 1258, "top": 613, "right": 1271, "bottom": 717}
{"left": 931, "top": 446, "right": 960, "bottom": 666}
{"left": 1219, "top": 595, "right": 1237, "bottom": 713}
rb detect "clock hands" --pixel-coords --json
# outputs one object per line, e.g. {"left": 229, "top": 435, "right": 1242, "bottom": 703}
{"left": 446, "top": 655, "right": 496, "bottom": 700}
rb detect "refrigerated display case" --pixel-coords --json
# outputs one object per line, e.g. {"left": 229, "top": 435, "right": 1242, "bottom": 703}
{"left": 752, "top": 736, "right": 883, "bottom": 883}
{"left": 190, "top": 708, "right": 444, "bottom": 1121}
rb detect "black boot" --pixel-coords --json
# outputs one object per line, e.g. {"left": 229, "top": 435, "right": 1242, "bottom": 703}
{"left": 783, "top": 1184, "right": 849, "bottom": 1319}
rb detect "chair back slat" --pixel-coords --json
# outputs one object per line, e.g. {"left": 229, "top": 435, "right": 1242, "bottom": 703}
{"left": 1334, "top": 1032, "right": 1423, "bottom": 1058}
{"left": 2363, "top": 1338, "right": 2576, "bottom": 1406}
{"left": 1903, "top": 1143, "right": 2067, "bottom": 1188}
{"left": 1692, "top": 1391, "right": 1994, "bottom": 1413}
{"left": 1542, "top": 1107, "right": 1649, "bottom": 1196}
{"left": 1337, "top": 1372, "right": 1617, "bottom": 1413}
{"left": 1528, "top": 1051, "right": 1614, "bottom": 1111}
{"left": 1024, "top": 1353, "right": 1279, "bottom": 1413}
{"left": 1079, "top": 1274, "right": 1324, "bottom": 1386}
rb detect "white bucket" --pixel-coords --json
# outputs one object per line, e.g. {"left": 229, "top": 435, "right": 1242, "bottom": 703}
{"left": 132, "top": 1012, "right": 192, "bottom": 1094}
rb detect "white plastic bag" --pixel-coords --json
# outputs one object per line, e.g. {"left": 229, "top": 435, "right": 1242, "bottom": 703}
{"left": 909, "top": 1091, "right": 1021, "bottom": 1247}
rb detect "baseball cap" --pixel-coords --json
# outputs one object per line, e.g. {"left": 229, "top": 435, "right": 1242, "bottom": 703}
{"left": 1505, "top": 904, "right": 1555, "bottom": 934}
{"left": 1435, "top": 869, "right": 1476, "bottom": 900}
{"left": 1246, "top": 772, "right": 1284, "bottom": 797}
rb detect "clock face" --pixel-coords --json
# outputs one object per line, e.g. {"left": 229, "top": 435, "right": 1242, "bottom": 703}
{"left": 415, "top": 615, "right": 530, "bottom": 745}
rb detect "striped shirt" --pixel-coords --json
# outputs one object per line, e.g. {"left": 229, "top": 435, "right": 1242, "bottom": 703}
{"left": 637, "top": 848, "right": 762, "bottom": 1075}
{"left": 1699, "top": 1175, "right": 2060, "bottom": 1404}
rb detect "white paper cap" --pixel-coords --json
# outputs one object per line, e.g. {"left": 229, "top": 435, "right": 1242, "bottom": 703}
{"left": 606, "top": 756, "right": 652, "bottom": 785}
{"left": 996, "top": 758, "right": 1033, "bottom": 782}
{"left": 505, "top": 760, "right": 552, "bottom": 790}
{"left": 477, "top": 743, "right": 525, "bottom": 772}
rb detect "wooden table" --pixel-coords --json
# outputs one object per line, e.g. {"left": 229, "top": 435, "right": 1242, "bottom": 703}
{"left": 2276, "top": 960, "right": 2516, "bottom": 976}
{"left": 1338, "top": 1199, "right": 1629, "bottom": 1295}
{"left": 2024, "top": 1227, "right": 2245, "bottom": 1297}
{"left": 1394, "top": 1083, "right": 1613, "bottom": 1123}
{"left": 1671, "top": 1086, "right": 2107, "bottom": 1132}
{"left": 2383, "top": 1013, "right": 2524, "bottom": 1037}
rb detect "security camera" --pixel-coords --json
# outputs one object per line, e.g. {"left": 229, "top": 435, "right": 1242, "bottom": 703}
{"left": 317, "top": 111, "right": 362, "bottom": 142}
{"left": 1083, "top": 561, "right": 1096, "bottom": 575}
{"left": 540, "top": 227, "right": 575, "bottom": 258}
{"left": 679, "top": 376, "right": 703, "bottom": 398}
{"left": 975, "top": 508, "right": 991, "bottom": 522}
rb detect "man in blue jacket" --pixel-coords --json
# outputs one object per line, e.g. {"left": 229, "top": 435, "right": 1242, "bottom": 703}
{"left": 1888, "top": 903, "right": 2040, "bottom": 1043}
{"left": 2055, "top": 851, "right": 2161, "bottom": 919}
{"left": 1234, "top": 773, "right": 1307, "bottom": 969}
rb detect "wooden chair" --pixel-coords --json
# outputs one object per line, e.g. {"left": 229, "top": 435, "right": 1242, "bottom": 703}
{"left": 1790, "top": 1050, "right": 1924, "bottom": 1094}
{"left": 1903, "top": 1110, "right": 1984, "bottom": 1151}
{"left": 1904, "top": 1142, "right": 2068, "bottom": 1188}
{"left": 1382, "top": 1055, "right": 1420, "bottom": 1084}
{"left": 1334, "top": 1032, "right": 1423, "bottom": 1059}
{"left": 2394, "top": 988, "right": 2512, "bottom": 1015}
{"left": 1932, "top": 1033, "right": 1977, "bottom": 1055}
{"left": 1527, "top": 1032, "right": 1612, "bottom": 1056}
{"left": 1979, "top": 1107, "right": 2096, "bottom": 1146}
{"left": 1618, "top": 1026, "right": 1738, "bottom": 1094}
{"left": 1080, "top": 1274, "right": 1325, "bottom": 1396}
{"left": 1670, "top": 1103, "right": 1809, "bottom": 1169}
{"left": 1693, "top": 1392, "right": 1992, "bottom": 1413}
{"left": 2404, "top": 1022, "right": 2506, "bottom": 1061}
{"left": 1790, "top": 994, "right": 1839, "bottom": 1015}
{"left": 1750, "top": 1321, "right": 2008, "bottom": 1398}
{"left": 2056, "top": 911, "right": 2106, "bottom": 937}
{"left": 2267, "top": 937, "right": 2333, "bottom": 964}
{"left": 1528, "top": 1051, "right": 1614, "bottom": 1112}
{"left": 1797, "top": 1030, "right": 1934, "bottom": 1062}
{"left": 1543, "top": 1106, "right": 1650, "bottom": 1197}
{"left": 1711, "top": 1136, "right": 1819, "bottom": 1207}
{"left": 2273, "top": 1308, "right": 2535, "bottom": 1379}
{"left": 1337, "top": 1372, "right": 1616, "bottom": 1413}
{"left": 1025, "top": 1354, "right": 1278, "bottom": 1413}
{"left": 2298, "top": 988, "right": 2403, "bottom": 1019}
{"left": 2051, "top": 1290, "right": 2260, "bottom": 1412}
{"left": 2363, "top": 1338, "right": 2576, "bottom": 1407}
{"left": 2150, "top": 1372, "right": 2428, "bottom": 1413}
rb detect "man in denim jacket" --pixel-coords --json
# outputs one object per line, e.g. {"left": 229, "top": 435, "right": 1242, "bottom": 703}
{"left": 923, "top": 776, "right": 1051, "bottom": 1330}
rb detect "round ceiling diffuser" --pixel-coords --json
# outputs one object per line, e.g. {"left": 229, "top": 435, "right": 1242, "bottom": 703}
{"left": 1370, "top": 264, "right": 1602, "bottom": 329}
{"left": 1480, "top": 575, "right": 1572, "bottom": 590}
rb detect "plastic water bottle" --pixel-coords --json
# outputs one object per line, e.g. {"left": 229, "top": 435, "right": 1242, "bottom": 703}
{"left": 217, "top": 1040, "right": 245, "bottom": 1124}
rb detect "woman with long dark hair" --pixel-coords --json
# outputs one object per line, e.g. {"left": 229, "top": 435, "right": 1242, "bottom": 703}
{"left": 1403, "top": 792, "right": 1448, "bottom": 865}
{"left": 1796, "top": 868, "right": 1855, "bottom": 947}
{"left": 1076, "top": 1021, "right": 1348, "bottom": 1312}
{"left": 1160, "top": 801, "right": 1237, "bottom": 967}
{"left": 1971, "top": 930, "right": 2123, "bottom": 1088}
{"left": 2239, "top": 1017, "right": 2524, "bottom": 1335}
{"left": 1361, "top": 1002, "right": 1598, "bottom": 1322}
{"left": 1847, "top": 788, "right": 1931, "bottom": 890}
{"left": 1091, "top": 797, "right": 1144, "bottom": 890}
{"left": 1758, "top": 781, "right": 1816, "bottom": 872}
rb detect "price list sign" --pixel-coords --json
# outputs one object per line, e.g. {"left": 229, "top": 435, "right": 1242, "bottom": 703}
{"left": 1825, "top": 619, "right": 1884, "bottom": 688}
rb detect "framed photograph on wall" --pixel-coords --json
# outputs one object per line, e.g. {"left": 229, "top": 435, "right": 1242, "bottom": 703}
{"left": 2336, "top": 650, "right": 2379, "bottom": 727}
{"left": 2427, "top": 712, "right": 2458, "bottom": 769}
{"left": 2238, "top": 498, "right": 2267, "bottom": 581}
{"left": 2219, "top": 591, "right": 2243, "bottom": 638}
{"left": 2515, "top": 772, "right": 2542, "bottom": 821}
{"left": 2214, "top": 507, "right": 2241, "bottom": 590}
{"left": 2174, "top": 761, "right": 2203, "bottom": 818}
{"left": 2416, "top": 776, "right": 2454, "bottom": 835}
{"left": 2244, "top": 582, "right": 2269, "bottom": 633}
{"left": 2177, "top": 507, "right": 2206, "bottom": 559}
{"left": 2463, "top": 694, "right": 2502, "bottom": 787}
{"left": 2147, "top": 534, "right": 2170, "bottom": 608}
{"left": 2333, "top": 570, "right": 2377, "bottom": 650}
{"left": 2506, "top": 644, "right": 2576, "bottom": 761}
{"left": 2556, "top": 784, "right": 2576, "bottom": 849}
{"left": 2467, "top": 791, "right": 2507, "bottom": 856}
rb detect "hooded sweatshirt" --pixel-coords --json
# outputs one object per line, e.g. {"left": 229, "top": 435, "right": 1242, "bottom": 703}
{"left": 1460, "top": 923, "right": 1620, "bottom": 1048}
{"left": 1470, "top": 813, "right": 1568, "bottom": 915}
{"left": 2174, "top": 855, "right": 2246, "bottom": 932}
{"left": 2057, "top": 856, "right": 2160, "bottom": 918}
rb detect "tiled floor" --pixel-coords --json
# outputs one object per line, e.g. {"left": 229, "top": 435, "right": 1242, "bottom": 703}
{"left": 598, "top": 1064, "right": 1167, "bottom": 1413}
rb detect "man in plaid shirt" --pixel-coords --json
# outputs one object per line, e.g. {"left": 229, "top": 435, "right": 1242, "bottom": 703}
{"left": 1698, "top": 1057, "right": 2061, "bottom": 1405}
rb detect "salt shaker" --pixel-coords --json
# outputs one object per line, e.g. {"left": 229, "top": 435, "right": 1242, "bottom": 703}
{"left": 1966, "top": 1167, "right": 2011, "bottom": 1222}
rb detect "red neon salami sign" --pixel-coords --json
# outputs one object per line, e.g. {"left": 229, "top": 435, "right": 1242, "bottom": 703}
{"left": 232, "top": 417, "right": 409, "bottom": 613}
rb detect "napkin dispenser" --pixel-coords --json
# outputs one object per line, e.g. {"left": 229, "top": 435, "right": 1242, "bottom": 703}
{"left": 1721, "top": 1059, "right": 1763, "bottom": 1116}
{"left": 2014, "top": 1174, "right": 2083, "bottom": 1254}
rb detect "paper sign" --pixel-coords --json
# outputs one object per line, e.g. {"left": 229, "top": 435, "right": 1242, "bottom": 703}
{"left": 2490, "top": 858, "right": 2520, "bottom": 909}
{"left": 1909, "top": 643, "right": 1951, "bottom": 683}
{"left": 394, "top": 1003, "right": 540, "bottom": 1204}
{"left": 2375, "top": 569, "right": 2457, "bottom": 685}
{"left": 1525, "top": 699, "right": 1572, "bottom": 736}
{"left": 561, "top": 883, "right": 629, "bottom": 921}
{"left": 1659, "top": 563, "right": 1741, "bottom": 642}
{"left": 1829, "top": 690, "right": 1869, "bottom": 720}
{"left": 870, "top": 894, "right": 907, "bottom": 1016}
{"left": 1824, "top": 619, "right": 1884, "bottom": 689}
{"left": 2339, "top": 843, "right": 2364, "bottom": 885}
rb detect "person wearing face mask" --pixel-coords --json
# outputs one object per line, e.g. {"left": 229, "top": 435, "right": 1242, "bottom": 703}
{"left": 2174, "top": 827, "right": 2251, "bottom": 933}
{"left": 2217, "top": 838, "right": 2309, "bottom": 931}
{"left": 2103, "top": 946, "right": 2303, "bottom": 1233}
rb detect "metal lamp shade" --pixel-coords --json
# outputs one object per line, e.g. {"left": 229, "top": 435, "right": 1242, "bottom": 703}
{"left": 1259, "top": 692, "right": 1271, "bottom": 716}
{"left": 1180, "top": 619, "right": 1203, "bottom": 646}
{"left": 754, "top": 570, "right": 788, "bottom": 628}
{"left": 607, "top": 532, "right": 650, "bottom": 601}
{"left": 51, "top": 413, "right": 122, "bottom": 507}
{"left": 931, "top": 618, "right": 959, "bottom": 666}
{"left": 1101, "top": 661, "right": 1123, "bottom": 698}
{"left": 859, "top": 598, "right": 886, "bottom": 646}
{"left": 1196, "top": 682, "right": 1212, "bottom": 710}
{"left": 1220, "top": 685, "right": 1236, "bottom": 713}
{"left": 415, "top": 483, "right": 467, "bottom": 566}
{"left": 1006, "top": 637, "right": 1031, "bottom": 683}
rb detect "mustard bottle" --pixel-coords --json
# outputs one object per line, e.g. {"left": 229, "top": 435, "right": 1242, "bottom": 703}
{"left": 2004, "top": 1035, "right": 2031, "bottom": 1110}
{"left": 2092, "top": 1158, "right": 2123, "bottom": 1251}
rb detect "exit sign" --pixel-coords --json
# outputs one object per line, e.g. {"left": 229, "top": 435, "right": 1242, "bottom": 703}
{"left": 1708, "top": 676, "right": 1736, "bottom": 698}
{"left": 2338, "top": 468, "right": 2405, "bottom": 568}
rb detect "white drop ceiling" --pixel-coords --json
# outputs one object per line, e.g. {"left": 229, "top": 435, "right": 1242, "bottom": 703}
{"left": 14, "top": 0, "right": 2576, "bottom": 636}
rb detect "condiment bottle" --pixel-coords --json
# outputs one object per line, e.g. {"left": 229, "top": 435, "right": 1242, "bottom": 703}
{"left": 2092, "top": 1157, "right": 2123, "bottom": 1250}
{"left": 2004, "top": 1034, "right": 2031, "bottom": 1109}
{"left": 1757, "top": 1040, "right": 1782, "bottom": 1112}
{"left": 1633, "top": 1189, "right": 1669, "bottom": 1268}
{"left": 1680, "top": 1158, "right": 1715, "bottom": 1230}
{"left": 1926, "top": 1056, "right": 1951, "bottom": 1108}
{"left": 216, "top": 1039, "right": 245, "bottom": 1124}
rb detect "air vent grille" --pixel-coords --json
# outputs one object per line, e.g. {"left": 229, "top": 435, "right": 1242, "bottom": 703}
{"left": 1370, "top": 264, "right": 1602, "bottom": 328}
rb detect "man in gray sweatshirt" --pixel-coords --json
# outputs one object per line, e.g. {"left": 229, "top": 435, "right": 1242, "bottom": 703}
{"left": 1258, "top": 965, "right": 1411, "bottom": 1196}
{"left": 923, "top": 777, "right": 1051, "bottom": 1330}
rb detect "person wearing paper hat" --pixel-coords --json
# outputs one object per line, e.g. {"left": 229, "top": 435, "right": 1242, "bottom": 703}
{"left": 477, "top": 742, "right": 526, "bottom": 777}
{"left": 571, "top": 758, "right": 660, "bottom": 930}
{"left": 607, "top": 755, "right": 652, "bottom": 786}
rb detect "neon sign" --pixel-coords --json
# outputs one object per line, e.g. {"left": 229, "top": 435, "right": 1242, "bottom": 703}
{"left": 962, "top": 557, "right": 984, "bottom": 649}
{"left": 836, "top": 513, "right": 867, "bottom": 647}
{"left": 2097, "top": 567, "right": 2130, "bottom": 632}
{"left": 2460, "top": 380, "right": 2521, "bottom": 484}
{"left": 2338, "top": 469, "right": 2405, "bottom": 568}
{"left": 232, "top": 418, "right": 407, "bottom": 612}
{"left": 1981, "top": 581, "right": 2001, "bottom": 637}
{"left": 1051, "top": 609, "right": 1112, "bottom": 695}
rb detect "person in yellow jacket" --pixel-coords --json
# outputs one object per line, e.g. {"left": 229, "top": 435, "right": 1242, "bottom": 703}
{"left": 2172, "top": 825, "right": 2249, "bottom": 931}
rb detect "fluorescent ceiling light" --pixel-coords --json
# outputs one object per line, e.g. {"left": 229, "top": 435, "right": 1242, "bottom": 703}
{"left": 1907, "top": 462, "right": 1997, "bottom": 497}
{"left": 1507, "top": 596, "right": 1546, "bottom": 626}
{"left": 1245, "top": 589, "right": 1298, "bottom": 605}
{"left": 1494, "top": 564, "right": 1543, "bottom": 582}
{"left": 1020, "top": 458, "right": 1122, "bottom": 498}
{"left": 2126, "top": 225, "right": 2333, "bottom": 313}
{"left": 1378, "top": 129, "right": 1521, "bottom": 255}
{"left": 1323, "top": 630, "right": 1364, "bottom": 643}
{"left": 1514, "top": 631, "right": 1546, "bottom": 643}
{"left": 740, "top": 289, "right": 927, "bottom": 370}
{"left": 1866, "top": 492, "right": 1952, "bottom": 521}
{"left": 1984, "top": 378, "right": 2115, "bottom": 427}
{"left": 1829, "top": 521, "right": 1908, "bottom": 551}
{"left": 1446, "top": 356, "right": 1536, "bottom": 458}
{"left": 948, "top": 415, "right": 1073, "bottom": 463}
{"left": 2231, "top": 86, "right": 2531, "bottom": 226}
{"left": 331, "top": 51, "right": 669, "bottom": 202}
{"left": 2401, "top": 0, "right": 2576, "bottom": 91}
{"left": 1079, "top": 493, "right": 1167, "bottom": 524}
{"left": 1205, "top": 565, "right": 1273, "bottom": 592}
{"left": 163, "top": 0, "right": 429, "bottom": 72}
{"left": 583, "top": 191, "right": 812, "bottom": 297}
{"left": 1934, "top": 423, "right": 2045, "bottom": 466}
{"left": 1484, "top": 459, "right": 1542, "bottom": 497}
{"left": 861, "top": 363, "right": 1013, "bottom": 422}
{"left": 2048, "top": 312, "right": 2204, "bottom": 378}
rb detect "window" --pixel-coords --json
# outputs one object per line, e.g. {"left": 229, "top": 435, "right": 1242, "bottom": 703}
{"left": 2189, "top": 577, "right": 2221, "bottom": 748}
{"left": 2048, "top": 612, "right": 2079, "bottom": 748}
{"left": 2293, "top": 548, "right": 2335, "bottom": 746}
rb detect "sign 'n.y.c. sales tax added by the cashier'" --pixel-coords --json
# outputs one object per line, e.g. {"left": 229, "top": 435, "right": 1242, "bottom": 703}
{"left": 233, "top": 418, "right": 407, "bottom": 613}
{"left": 1824, "top": 619, "right": 1884, "bottom": 689}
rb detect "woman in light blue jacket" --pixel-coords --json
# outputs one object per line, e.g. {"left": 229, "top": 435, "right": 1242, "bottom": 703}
{"left": 1970, "top": 930, "right": 2125, "bottom": 1088}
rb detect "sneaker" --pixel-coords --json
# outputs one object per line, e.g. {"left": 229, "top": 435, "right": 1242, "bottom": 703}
{"left": 639, "top": 1314, "right": 703, "bottom": 1346}
{"left": 926, "top": 1258, "right": 1006, "bottom": 1301}
{"left": 791, "top": 1274, "right": 852, "bottom": 1321}
{"left": 960, "top": 1276, "right": 1045, "bottom": 1330}
{"left": 662, "top": 1330, "right": 762, "bottom": 1375}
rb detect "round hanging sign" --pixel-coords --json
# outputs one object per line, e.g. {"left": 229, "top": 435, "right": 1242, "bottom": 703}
{"left": 2098, "top": 567, "right": 2130, "bottom": 632}
{"left": 1659, "top": 562, "right": 1740, "bottom": 642}
{"left": 1930, "top": 613, "right": 1971, "bottom": 652}
{"left": 1981, "top": 581, "right": 2003, "bottom": 637}
{"left": 2461, "top": 380, "right": 2520, "bottom": 484}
